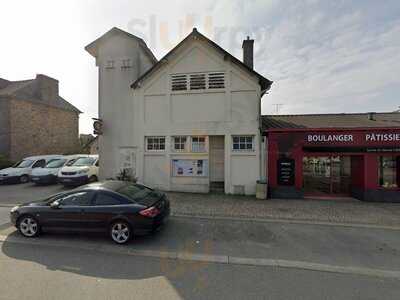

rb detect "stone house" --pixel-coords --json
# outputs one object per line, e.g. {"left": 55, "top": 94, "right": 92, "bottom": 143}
{"left": 0, "top": 74, "right": 81, "bottom": 162}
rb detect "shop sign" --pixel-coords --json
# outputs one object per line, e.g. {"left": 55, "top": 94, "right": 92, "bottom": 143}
{"left": 277, "top": 158, "right": 295, "bottom": 186}
{"left": 305, "top": 131, "right": 400, "bottom": 145}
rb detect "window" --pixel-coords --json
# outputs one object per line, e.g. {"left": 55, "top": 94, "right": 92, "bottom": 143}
{"left": 171, "top": 74, "right": 188, "bottom": 91}
{"left": 46, "top": 159, "right": 66, "bottom": 168}
{"left": 105, "top": 60, "right": 115, "bottom": 69}
{"left": 58, "top": 192, "right": 92, "bottom": 206}
{"left": 13, "top": 160, "right": 34, "bottom": 168}
{"left": 378, "top": 156, "right": 399, "bottom": 188}
{"left": 191, "top": 136, "right": 206, "bottom": 152}
{"left": 208, "top": 72, "right": 225, "bottom": 89}
{"left": 94, "top": 192, "right": 131, "bottom": 206}
{"left": 171, "top": 72, "right": 225, "bottom": 91}
{"left": 121, "top": 59, "right": 132, "bottom": 69}
{"left": 117, "top": 183, "right": 156, "bottom": 206}
{"left": 146, "top": 136, "right": 165, "bottom": 151}
{"left": 173, "top": 136, "right": 187, "bottom": 151}
{"left": 190, "top": 74, "right": 206, "bottom": 90}
{"left": 32, "top": 159, "right": 46, "bottom": 168}
{"left": 232, "top": 136, "right": 254, "bottom": 151}
{"left": 72, "top": 157, "right": 96, "bottom": 166}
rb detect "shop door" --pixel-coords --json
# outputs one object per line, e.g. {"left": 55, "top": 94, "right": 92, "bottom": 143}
{"left": 303, "top": 156, "right": 351, "bottom": 196}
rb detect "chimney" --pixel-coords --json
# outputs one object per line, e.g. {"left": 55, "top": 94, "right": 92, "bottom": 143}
{"left": 242, "top": 36, "right": 254, "bottom": 69}
{"left": 36, "top": 74, "right": 59, "bottom": 103}
{"left": 368, "top": 112, "right": 375, "bottom": 121}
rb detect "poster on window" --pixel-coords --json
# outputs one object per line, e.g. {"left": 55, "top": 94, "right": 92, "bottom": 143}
{"left": 172, "top": 159, "right": 208, "bottom": 177}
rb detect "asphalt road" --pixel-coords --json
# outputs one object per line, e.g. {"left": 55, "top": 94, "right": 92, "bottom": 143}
{"left": 1, "top": 241, "right": 399, "bottom": 300}
{"left": 1, "top": 183, "right": 400, "bottom": 299}
{"left": 1, "top": 215, "right": 400, "bottom": 273}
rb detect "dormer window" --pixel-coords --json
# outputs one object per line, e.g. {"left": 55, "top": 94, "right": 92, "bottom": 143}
{"left": 121, "top": 59, "right": 132, "bottom": 69}
{"left": 105, "top": 60, "right": 115, "bottom": 69}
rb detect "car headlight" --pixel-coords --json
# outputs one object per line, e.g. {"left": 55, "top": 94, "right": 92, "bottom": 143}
{"left": 10, "top": 206, "right": 19, "bottom": 213}
{"left": 77, "top": 169, "right": 89, "bottom": 174}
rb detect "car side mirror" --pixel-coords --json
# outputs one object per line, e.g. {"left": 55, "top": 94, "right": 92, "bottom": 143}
{"left": 50, "top": 201, "right": 61, "bottom": 209}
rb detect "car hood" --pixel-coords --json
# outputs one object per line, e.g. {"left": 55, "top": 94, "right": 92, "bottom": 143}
{"left": 60, "top": 166, "right": 90, "bottom": 172}
{"left": 0, "top": 167, "right": 29, "bottom": 175}
{"left": 18, "top": 199, "right": 49, "bottom": 208}
{"left": 32, "top": 168, "right": 59, "bottom": 176}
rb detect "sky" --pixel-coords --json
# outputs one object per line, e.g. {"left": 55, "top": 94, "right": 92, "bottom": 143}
{"left": 1, "top": 0, "right": 399, "bottom": 133}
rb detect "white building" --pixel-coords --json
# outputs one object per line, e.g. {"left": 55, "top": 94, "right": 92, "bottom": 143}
{"left": 86, "top": 27, "right": 272, "bottom": 195}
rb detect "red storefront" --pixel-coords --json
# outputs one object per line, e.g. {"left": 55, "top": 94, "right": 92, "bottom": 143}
{"left": 264, "top": 115, "right": 400, "bottom": 202}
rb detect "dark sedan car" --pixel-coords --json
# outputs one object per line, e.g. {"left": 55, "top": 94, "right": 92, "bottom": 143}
{"left": 10, "top": 181, "right": 170, "bottom": 244}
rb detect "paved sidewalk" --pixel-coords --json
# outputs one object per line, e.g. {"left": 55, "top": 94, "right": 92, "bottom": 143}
{"left": 167, "top": 192, "right": 400, "bottom": 227}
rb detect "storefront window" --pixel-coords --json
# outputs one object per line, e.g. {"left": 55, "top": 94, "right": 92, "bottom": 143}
{"left": 378, "top": 156, "right": 399, "bottom": 188}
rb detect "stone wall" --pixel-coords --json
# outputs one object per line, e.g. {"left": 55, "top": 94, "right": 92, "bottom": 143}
{"left": 9, "top": 98, "right": 79, "bottom": 161}
{"left": 0, "top": 99, "right": 10, "bottom": 158}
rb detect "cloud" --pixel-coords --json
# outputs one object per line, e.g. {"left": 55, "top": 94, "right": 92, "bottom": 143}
{"left": 1, "top": 0, "right": 399, "bottom": 133}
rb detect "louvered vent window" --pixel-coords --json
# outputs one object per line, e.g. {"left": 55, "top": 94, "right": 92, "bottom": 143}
{"left": 190, "top": 74, "right": 206, "bottom": 90}
{"left": 171, "top": 74, "right": 188, "bottom": 91}
{"left": 171, "top": 72, "right": 225, "bottom": 91}
{"left": 208, "top": 72, "right": 225, "bottom": 89}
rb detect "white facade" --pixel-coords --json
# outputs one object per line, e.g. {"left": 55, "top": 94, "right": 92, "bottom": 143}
{"left": 86, "top": 28, "right": 270, "bottom": 195}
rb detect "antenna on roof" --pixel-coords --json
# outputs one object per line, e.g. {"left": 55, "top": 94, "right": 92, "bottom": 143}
{"left": 272, "top": 103, "right": 284, "bottom": 114}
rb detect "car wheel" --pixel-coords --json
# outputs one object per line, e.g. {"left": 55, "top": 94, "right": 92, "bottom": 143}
{"left": 18, "top": 215, "right": 40, "bottom": 238}
{"left": 20, "top": 175, "right": 29, "bottom": 184}
{"left": 110, "top": 221, "right": 131, "bottom": 244}
{"left": 89, "top": 175, "right": 98, "bottom": 183}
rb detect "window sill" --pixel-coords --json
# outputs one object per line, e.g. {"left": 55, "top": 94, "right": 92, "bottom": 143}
{"left": 231, "top": 151, "right": 256, "bottom": 156}
{"left": 144, "top": 151, "right": 166, "bottom": 156}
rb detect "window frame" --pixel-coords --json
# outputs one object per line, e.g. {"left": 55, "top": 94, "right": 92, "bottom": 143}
{"left": 172, "top": 136, "right": 187, "bottom": 152}
{"left": 121, "top": 59, "right": 132, "bottom": 69}
{"left": 232, "top": 135, "right": 255, "bottom": 152}
{"left": 191, "top": 136, "right": 207, "bottom": 153}
{"left": 146, "top": 136, "right": 166, "bottom": 152}
{"left": 171, "top": 72, "right": 225, "bottom": 92}
{"left": 56, "top": 191, "right": 93, "bottom": 207}
{"left": 105, "top": 60, "right": 115, "bottom": 69}
{"left": 32, "top": 159, "right": 46, "bottom": 168}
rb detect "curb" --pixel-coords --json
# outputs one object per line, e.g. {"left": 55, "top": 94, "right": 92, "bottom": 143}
{"left": 172, "top": 213, "right": 400, "bottom": 231}
{"left": 1, "top": 234, "right": 399, "bottom": 280}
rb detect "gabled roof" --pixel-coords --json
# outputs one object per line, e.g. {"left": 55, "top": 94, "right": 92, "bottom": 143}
{"left": 131, "top": 28, "right": 273, "bottom": 92}
{"left": 262, "top": 112, "right": 400, "bottom": 130}
{"left": 85, "top": 27, "right": 157, "bottom": 63}
{"left": 0, "top": 76, "right": 81, "bottom": 113}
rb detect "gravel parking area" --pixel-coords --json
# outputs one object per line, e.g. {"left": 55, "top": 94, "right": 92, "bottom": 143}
{"left": 167, "top": 192, "right": 400, "bottom": 227}
{"left": 0, "top": 183, "right": 399, "bottom": 227}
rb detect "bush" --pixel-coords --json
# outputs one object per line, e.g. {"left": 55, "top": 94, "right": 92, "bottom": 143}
{"left": 0, "top": 155, "right": 14, "bottom": 170}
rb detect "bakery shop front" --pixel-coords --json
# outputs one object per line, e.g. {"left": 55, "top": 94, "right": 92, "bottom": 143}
{"left": 263, "top": 113, "right": 400, "bottom": 202}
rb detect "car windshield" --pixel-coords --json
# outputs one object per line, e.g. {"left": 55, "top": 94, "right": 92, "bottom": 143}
{"left": 66, "top": 158, "right": 78, "bottom": 166}
{"left": 72, "top": 157, "right": 96, "bottom": 166}
{"left": 13, "top": 160, "right": 34, "bottom": 168}
{"left": 46, "top": 159, "right": 67, "bottom": 168}
{"left": 117, "top": 183, "right": 154, "bottom": 202}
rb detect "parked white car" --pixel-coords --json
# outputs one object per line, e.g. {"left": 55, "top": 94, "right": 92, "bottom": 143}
{"left": 30, "top": 155, "right": 87, "bottom": 185}
{"left": 0, "top": 155, "right": 62, "bottom": 184}
{"left": 58, "top": 155, "right": 99, "bottom": 186}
